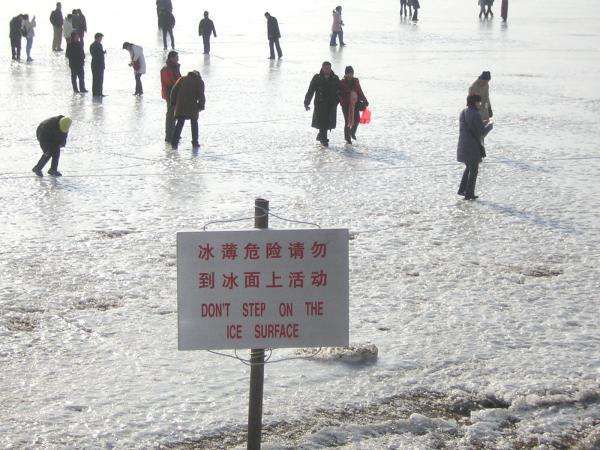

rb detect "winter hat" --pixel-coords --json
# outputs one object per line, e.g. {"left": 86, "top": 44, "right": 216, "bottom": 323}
{"left": 59, "top": 117, "right": 72, "bottom": 133}
{"left": 345, "top": 66, "right": 354, "bottom": 74}
{"left": 479, "top": 71, "right": 491, "bottom": 81}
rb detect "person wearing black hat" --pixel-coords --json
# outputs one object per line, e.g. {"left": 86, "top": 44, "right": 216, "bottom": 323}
{"left": 469, "top": 71, "right": 493, "bottom": 123}
{"left": 304, "top": 62, "right": 341, "bottom": 146}
{"left": 264, "top": 12, "right": 282, "bottom": 59}
{"left": 456, "top": 94, "right": 493, "bottom": 200}
{"left": 90, "top": 33, "right": 106, "bottom": 97}
{"left": 339, "top": 66, "right": 368, "bottom": 144}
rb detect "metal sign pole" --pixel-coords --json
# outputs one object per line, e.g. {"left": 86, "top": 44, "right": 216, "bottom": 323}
{"left": 247, "top": 198, "right": 268, "bottom": 450}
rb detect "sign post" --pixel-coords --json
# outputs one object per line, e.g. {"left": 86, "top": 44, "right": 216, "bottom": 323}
{"left": 177, "top": 198, "right": 349, "bottom": 449}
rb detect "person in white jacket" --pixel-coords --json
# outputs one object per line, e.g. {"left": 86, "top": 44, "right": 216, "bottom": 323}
{"left": 123, "top": 42, "right": 146, "bottom": 95}
{"left": 63, "top": 14, "right": 74, "bottom": 43}
{"left": 22, "top": 14, "right": 36, "bottom": 62}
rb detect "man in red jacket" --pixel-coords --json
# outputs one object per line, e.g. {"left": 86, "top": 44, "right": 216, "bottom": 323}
{"left": 160, "top": 51, "right": 181, "bottom": 142}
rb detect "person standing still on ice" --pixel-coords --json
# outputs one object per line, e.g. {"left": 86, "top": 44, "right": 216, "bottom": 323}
{"left": 170, "top": 71, "right": 206, "bottom": 149}
{"left": 32, "top": 116, "right": 72, "bottom": 177}
{"left": 264, "top": 12, "right": 282, "bottom": 59}
{"left": 21, "top": 14, "right": 36, "bottom": 62}
{"left": 501, "top": 0, "right": 508, "bottom": 22}
{"left": 9, "top": 15, "right": 23, "bottom": 61}
{"left": 50, "top": 2, "right": 64, "bottom": 51}
{"left": 63, "top": 14, "right": 74, "bottom": 45}
{"left": 330, "top": 6, "right": 345, "bottom": 46}
{"left": 457, "top": 95, "right": 493, "bottom": 200}
{"left": 90, "top": 33, "right": 106, "bottom": 97}
{"left": 198, "top": 11, "right": 217, "bottom": 55}
{"left": 160, "top": 51, "right": 181, "bottom": 142}
{"left": 66, "top": 33, "right": 87, "bottom": 93}
{"left": 159, "top": 9, "right": 175, "bottom": 50}
{"left": 304, "top": 61, "right": 341, "bottom": 147}
{"left": 481, "top": 0, "right": 494, "bottom": 19}
{"left": 123, "top": 42, "right": 146, "bottom": 96}
{"left": 469, "top": 71, "right": 493, "bottom": 124}
{"left": 156, "top": 0, "right": 173, "bottom": 28}
{"left": 339, "top": 66, "right": 368, "bottom": 145}
{"left": 410, "top": 0, "right": 421, "bottom": 22}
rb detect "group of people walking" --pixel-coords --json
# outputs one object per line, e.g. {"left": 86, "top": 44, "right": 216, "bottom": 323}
{"left": 399, "top": 0, "right": 421, "bottom": 22}
{"left": 478, "top": 0, "right": 510, "bottom": 21}
{"left": 9, "top": 13, "right": 36, "bottom": 61}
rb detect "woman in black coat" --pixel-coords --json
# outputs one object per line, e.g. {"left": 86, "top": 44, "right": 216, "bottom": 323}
{"left": 304, "top": 61, "right": 340, "bottom": 147}
{"left": 457, "top": 94, "right": 493, "bottom": 200}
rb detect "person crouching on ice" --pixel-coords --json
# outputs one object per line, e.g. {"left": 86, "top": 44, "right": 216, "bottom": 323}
{"left": 32, "top": 116, "right": 72, "bottom": 177}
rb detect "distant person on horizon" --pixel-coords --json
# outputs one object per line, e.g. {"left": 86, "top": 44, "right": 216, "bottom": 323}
{"left": 479, "top": 0, "right": 494, "bottom": 19}
{"left": 123, "top": 42, "right": 146, "bottom": 96}
{"left": 198, "top": 11, "right": 217, "bottom": 55}
{"left": 161, "top": 51, "right": 182, "bottom": 142}
{"left": 410, "top": 0, "right": 420, "bottom": 22}
{"left": 22, "top": 14, "right": 36, "bottom": 62}
{"left": 66, "top": 33, "right": 87, "bottom": 93}
{"left": 330, "top": 6, "right": 345, "bottom": 46}
{"left": 501, "top": 0, "right": 508, "bottom": 22}
{"left": 304, "top": 61, "right": 340, "bottom": 147}
{"left": 9, "top": 14, "right": 23, "bottom": 61}
{"left": 400, "top": 0, "right": 409, "bottom": 18}
{"left": 469, "top": 71, "right": 493, "bottom": 124}
{"left": 72, "top": 9, "right": 87, "bottom": 46}
{"left": 50, "top": 2, "right": 64, "bottom": 51}
{"left": 90, "top": 33, "right": 106, "bottom": 97}
{"left": 264, "top": 12, "right": 282, "bottom": 59}
{"left": 156, "top": 0, "right": 173, "bottom": 27}
{"left": 456, "top": 94, "right": 493, "bottom": 200}
{"left": 158, "top": 9, "right": 176, "bottom": 50}
{"left": 32, "top": 116, "right": 72, "bottom": 177}
{"left": 170, "top": 71, "right": 206, "bottom": 149}
{"left": 339, "top": 66, "right": 368, "bottom": 145}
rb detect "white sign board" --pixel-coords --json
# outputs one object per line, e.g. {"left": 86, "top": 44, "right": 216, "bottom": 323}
{"left": 177, "top": 229, "right": 349, "bottom": 350}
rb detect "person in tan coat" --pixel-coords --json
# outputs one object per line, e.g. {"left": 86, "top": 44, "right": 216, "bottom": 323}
{"left": 170, "top": 71, "right": 206, "bottom": 149}
{"left": 468, "top": 71, "right": 493, "bottom": 122}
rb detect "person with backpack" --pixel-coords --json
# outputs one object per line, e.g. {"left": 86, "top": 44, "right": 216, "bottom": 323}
{"left": 9, "top": 15, "right": 24, "bottom": 61}
{"left": 264, "top": 12, "right": 282, "bottom": 59}
{"left": 158, "top": 9, "right": 175, "bottom": 50}
{"left": 304, "top": 61, "right": 341, "bottom": 147}
{"left": 50, "top": 2, "right": 64, "bottom": 51}
{"left": 339, "top": 66, "right": 368, "bottom": 145}
{"left": 170, "top": 71, "right": 206, "bottom": 149}
{"left": 198, "top": 11, "right": 217, "bottom": 55}
{"left": 160, "top": 51, "right": 181, "bottom": 142}
{"left": 456, "top": 95, "right": 493, "bottom": 200}
{"left": 66, "top": 33, "right": 87, "bottom": 93}
{"left": 32, "top": 116, "right": 72, "bottom": 177}
{"left": 90, "top": 33, "right": 106, "bottom": 97}
{"left": 123, "top": 42, "right": 146, "bottom": 96}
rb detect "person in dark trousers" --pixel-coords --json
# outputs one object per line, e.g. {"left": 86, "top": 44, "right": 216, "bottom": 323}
{"left": 160, "top": 51, "right": 181, "bottom": 142}
{"left": 264, "top": 12, "right": 282, "bottom": 59}
{"left": 411, "top": 0, "right": 421, "bottom": 22}
{"left": 50, "top": 3, "right": 64, "bottom": 51}
{"left": 198, "top": 11, "right": 217, "bottom": 55}
{"left": 330, "top": 6, "right": 345, "bottom": 46}
{"left": 9, "top": 15, "right": 23, "bottom": 61}
{"left": 158, "top": 9, "right": 175, "bottom": 50}
{"left": 501, "top": 0, "right": 508, "bottom": 22}
{"left": 170, "top": 71, "right": 206, "bottom": 149}
{"left": 479, "top": 0, "right": 494, "bottom": 19}
{"left": 90, "top": 33, "right": 106, "bottom": 97}
{"left": 304, "top": 61, "right": 340, "bottom": 147}
{"left": 457, "top": 94, "right": 493, "bottom": 200}
{"left": 339, "top": 66, "right": 368, "bottom": 145}
{"left": 123, "top": 42, "right": 146, "bottom": 95}
{"left": 32, "top": 116, "right": 72, "bottom": 177}
{"left": 156, "top": 0, "right": 173, "bottom": 27}
{"left": 66, "top": 33, "right": 87, "bottom": 93}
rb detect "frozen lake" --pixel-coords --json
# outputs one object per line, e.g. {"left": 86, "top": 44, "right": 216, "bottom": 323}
{"left": 1, "top": 0, "right": 599, "bottom": 448}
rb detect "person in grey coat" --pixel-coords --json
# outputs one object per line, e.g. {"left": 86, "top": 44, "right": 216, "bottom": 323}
{"left": 457, "top": 94, "right": 493, "bottom": 200}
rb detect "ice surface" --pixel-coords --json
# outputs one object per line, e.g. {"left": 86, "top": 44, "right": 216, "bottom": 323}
{"left": 1, "top": 0, "right": 599, "bottom": 448}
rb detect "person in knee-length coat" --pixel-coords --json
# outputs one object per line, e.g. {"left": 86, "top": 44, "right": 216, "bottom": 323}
{"left": 456, "top": 94, "right": 493, "bottom": 200}
{"left": 304, "top": 61, "right": 340, "bottom": 147}
{"left": 170, "top": 71, "right": 206, "bottom": 149}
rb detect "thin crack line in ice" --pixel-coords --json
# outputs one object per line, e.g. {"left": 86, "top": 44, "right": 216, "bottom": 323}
{"left": 1, "top": 155, "right": 599, "bottom": 180}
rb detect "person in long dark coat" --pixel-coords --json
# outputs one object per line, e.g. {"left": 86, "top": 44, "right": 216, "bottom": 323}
{"left": 32, "top": 115, "right": 71, "bottom": 177}
{"left": 501, "top": 0, "right": 508, "bottom": 22}
{"left": 90, "top": 33, "right": 106, "bottom": 97}
{"left": 198, "top": 11, "right": 217, "bottom": 55}
{"left": 9, "top": 15, "right": 23, "bottom": 61}
{"left": 170, "top": 71, "right": 206, "bottom": 149}
{"left": 66, "top": 33, "right": 87, "bottom": 93}
{"left": 304, "top": 62, "right": 340, "bottom": 147}
{"left": 264, "top": 12, "right": 282, "bottom": 59}
{"left": 456, "top": 94, "right": 493, "bottom": 200}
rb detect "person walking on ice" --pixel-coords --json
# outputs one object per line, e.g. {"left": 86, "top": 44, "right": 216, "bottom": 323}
{"left": 32, "top": 116, "right": 72, "bottom": 177}
{"left": 50, "top": 2, "right": 64, "bottom": 51}
{"left": 198, "top": 11, "right": 216, "bottom": 55}
{"left": 170, "top": 71, "right": 206, "bottom": 150}
{"left": 264, "top": 12, "right": 282, "bottom": 59}
{"left": 330, "top": 6, "right": 345, "bottom": 46}
{"left": 304, "top": 61, "right": 341, "bottom": 147}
